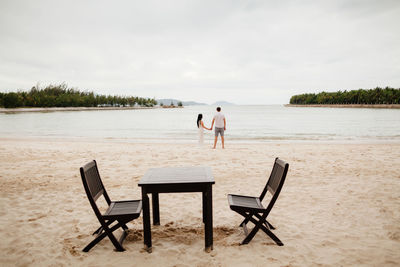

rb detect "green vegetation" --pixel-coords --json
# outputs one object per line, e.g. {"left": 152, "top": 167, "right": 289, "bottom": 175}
{"left": 290, "top": 87, "right": 400, "bottom": 105}
{"left": 0, "top": 83, "right": 157, "bottom": 108}
{"left": 178, "top": 101, "right": 183, "bottom": 107}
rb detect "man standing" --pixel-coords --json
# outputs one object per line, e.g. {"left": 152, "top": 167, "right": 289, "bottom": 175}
{"left": 210, "top": 107, "right": 226, "bottom": 149}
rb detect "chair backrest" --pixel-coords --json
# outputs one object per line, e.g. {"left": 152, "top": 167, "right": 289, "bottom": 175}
{"left": 80, "top": 160, "right": 112, "bottom": 217}
{"left": 259, "top": 158, "right": 289, "bottom": 212}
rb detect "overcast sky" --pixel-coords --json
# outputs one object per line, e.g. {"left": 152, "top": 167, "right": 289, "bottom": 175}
{"left": 0, "top": 0, "right": 399, "bottom": 104}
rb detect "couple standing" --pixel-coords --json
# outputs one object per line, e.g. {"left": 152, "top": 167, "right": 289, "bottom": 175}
{"left": 197, "top": 107, "right": 226, "bottom": 149}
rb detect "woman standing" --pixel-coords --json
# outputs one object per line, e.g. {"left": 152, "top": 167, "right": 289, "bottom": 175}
{"left": 197, "top": 114, "right": 211, "bottom": 145}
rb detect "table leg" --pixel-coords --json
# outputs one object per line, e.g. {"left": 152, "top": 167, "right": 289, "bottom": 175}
{"left": 202, "top": 191, "right": 206, "bottom": 223}
{"left": 142, "top": 187, "right": 152, "bottom": 252}
{"left": 204, "top": 185, "right": 213, "bottom": 251}
{"left": 152, "top": 193, "right": 160, "bottom": 225}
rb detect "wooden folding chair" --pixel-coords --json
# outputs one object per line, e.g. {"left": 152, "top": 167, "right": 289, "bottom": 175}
{"left": 80, "top": 160, "right": 142, "bottom": 252}
{"left": 228, "top": 158, "right": 289, "bottom": 245}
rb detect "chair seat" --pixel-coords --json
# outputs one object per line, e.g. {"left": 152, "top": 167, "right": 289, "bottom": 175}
{"left": 103, "top": 200, "right": 142, "bottom": 220}
{"left": 228, "top": 194, "right": 265, "bottom": 212}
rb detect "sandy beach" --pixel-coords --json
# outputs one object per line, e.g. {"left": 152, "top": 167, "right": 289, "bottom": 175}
{"left": 0, "top": 138, "right": 399, "bottom": 266}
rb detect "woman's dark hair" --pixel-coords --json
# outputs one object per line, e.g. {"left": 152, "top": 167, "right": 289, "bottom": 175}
{"left": 197, "top": 114, "right": 203, "bottom": 128}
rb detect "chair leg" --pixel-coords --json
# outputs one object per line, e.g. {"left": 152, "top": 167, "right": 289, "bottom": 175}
{"left": 107, "top": 229, "right": 125, "bottom": 252}
{"left": 118, "top": 228, "right": 128, "bottom": 247}
{"left": 83, "top": 231, "right": 109, "bottom": 252}
{"left": 250, "top": 214, "right": 276, "bottom": 230}
{"left": 259, "top": 225, "right": 283, "bottom": 246}
{"left": 265, "top": 220, "right": 276, "bottom": 230}
{"left": 241, "top": 223, "right": 261, "bottom": 245}
{"left": 246, "top": 214, "right": 283, "bottom": 246}
{"left": 239, "top": 218, "right": 249, "bottom": 227}
{"left": 237, "top": 211, "right": 262, "bottom": 245}
{"left": 239, "top": 212, "right": 254, "bottom": 227}
{"left": 236, "top": 211, "right": 283, "bottom": 246}
{"left": 120, "top": 223, "right": 129, "bottom": 231}
{"left": 117, "top": 221, "right": 131, "bottom": 246}
{"left": 92, "top": 226, "right": 102, "bottom": 235}
{"left": 92, "top": 220, "right": 115, "bottom": 235}
{"left": 83, "top": 222, "right": 126, "bottom": 252}
{"left": 241, "top": 213, "right": 275, "bottom": 229}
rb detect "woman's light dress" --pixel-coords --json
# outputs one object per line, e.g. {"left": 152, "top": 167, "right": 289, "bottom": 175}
{"left": 198, "top": 120, "right": 204, "bottom": 145}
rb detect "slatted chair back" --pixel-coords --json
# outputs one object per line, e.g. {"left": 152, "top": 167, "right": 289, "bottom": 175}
{"left": 259, "top": 158, "right": 289, "bottom": 212}
{"left": 80, "top": 160, "right": 112, "bottom": 217}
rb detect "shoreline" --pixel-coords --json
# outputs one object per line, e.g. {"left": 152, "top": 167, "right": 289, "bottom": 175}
{"left": 1, "top": 136, "right": 400, "bottom": 145}
{"left": 0, "top": 106, "right": 158, "bottom": 113}
{"left": 285, "top": 104, "right": 400, "bottom": 109}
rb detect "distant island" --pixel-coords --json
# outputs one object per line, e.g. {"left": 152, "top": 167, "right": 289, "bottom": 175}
{"left": 0, "top": 83, "right": 156, "bottom": 109}
{"left": 156, "top": 99, "right": 207, "bottom": 106}
{"left": 211, "top": 101, "right": 236, "bottom": 106}
{"left": 156, "top": 99, "right": 236, "bottom": 106}
{"left": 288, "top": 87, "right": 400, "bottom": 108}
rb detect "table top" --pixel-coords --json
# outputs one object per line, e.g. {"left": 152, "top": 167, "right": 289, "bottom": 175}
{"left": 138, "top": 166, "right": 214, "bottom": 186}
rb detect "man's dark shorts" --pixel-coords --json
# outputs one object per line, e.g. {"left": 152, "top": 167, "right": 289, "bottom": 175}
{"left": 215, "top": 127, "right": 224, "bottom": 137}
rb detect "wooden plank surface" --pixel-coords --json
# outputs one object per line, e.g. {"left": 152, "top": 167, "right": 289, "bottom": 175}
{"left": 139, "top": 166, "right": 214, "bottom": 185}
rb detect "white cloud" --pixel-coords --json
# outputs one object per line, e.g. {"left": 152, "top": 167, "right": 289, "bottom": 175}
{"left": 0, "top": 0, "right": 399, "bottom": 104}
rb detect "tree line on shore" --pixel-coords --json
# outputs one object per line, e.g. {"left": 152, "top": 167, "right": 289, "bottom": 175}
{"left": 0, "top": 83, "right": 157, "bottom": 108}
{"left": 289, "top": 87, "right": 400, "bottom": 105}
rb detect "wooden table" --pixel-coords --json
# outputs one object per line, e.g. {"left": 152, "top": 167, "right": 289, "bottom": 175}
{"left": 138, "top": 166, "right": 215, "bottom": 252}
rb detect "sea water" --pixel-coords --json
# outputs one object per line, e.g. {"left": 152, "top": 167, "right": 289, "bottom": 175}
{"left": 0, "top": 105, "right": 399, "bottom": 143}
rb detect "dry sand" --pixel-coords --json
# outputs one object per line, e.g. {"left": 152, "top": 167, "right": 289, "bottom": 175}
{"left": 0, "top": 138, "right": 399, "bottom": 266}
